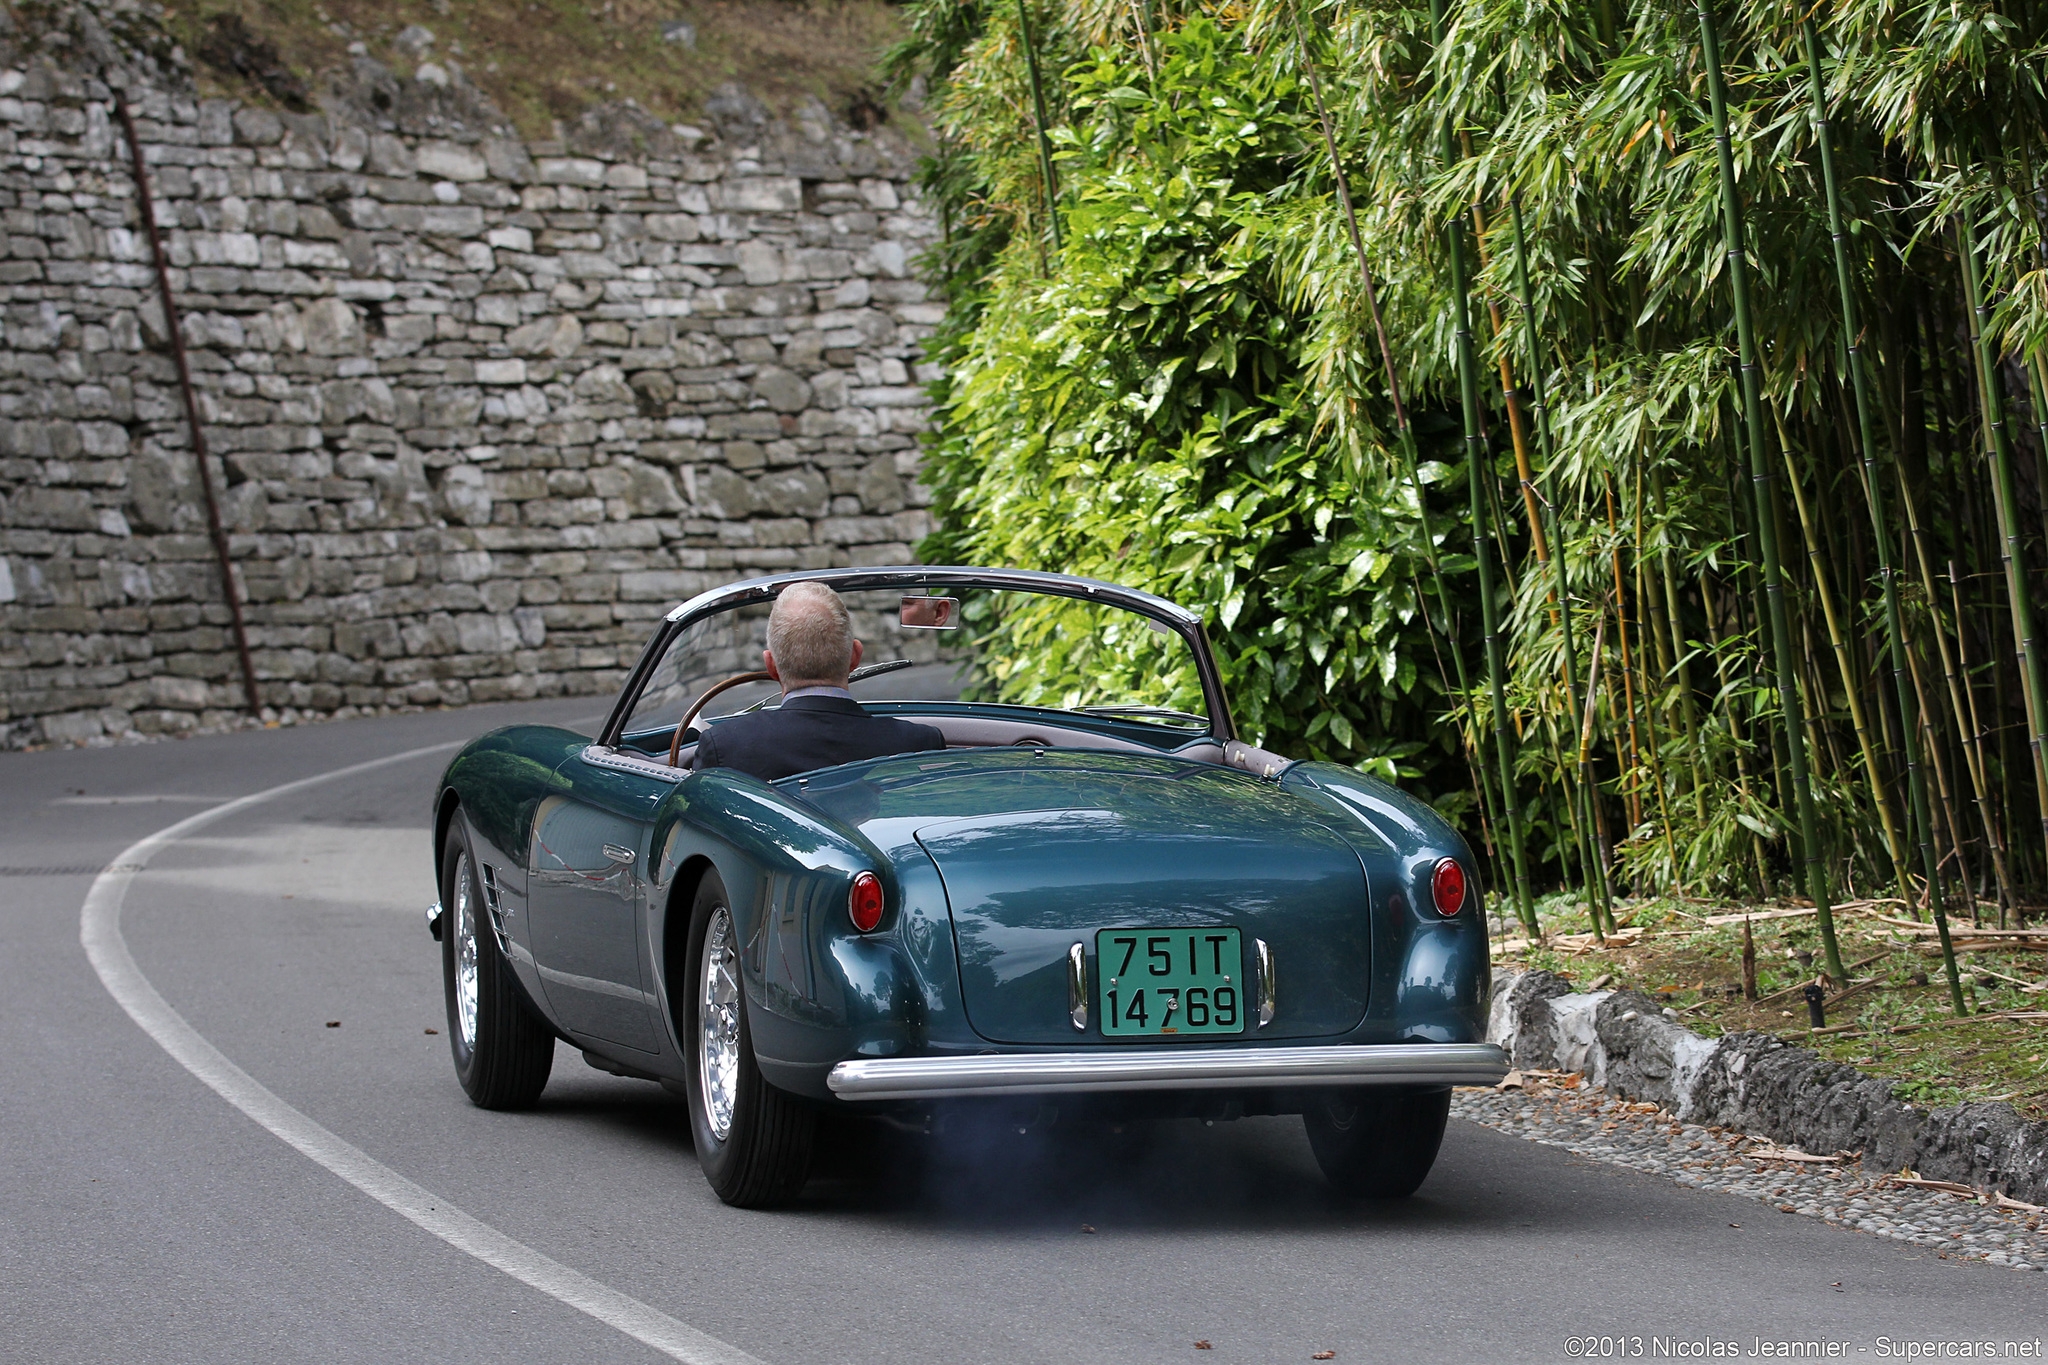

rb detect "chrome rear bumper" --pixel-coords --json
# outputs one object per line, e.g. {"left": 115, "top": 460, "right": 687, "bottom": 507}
{"left": 827, "top": 1041, "right": 1509, "bottom": 1102}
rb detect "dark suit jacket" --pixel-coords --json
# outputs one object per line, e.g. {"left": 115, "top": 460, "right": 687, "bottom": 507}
{"left": 692, "top": 693, "right": 946, "bottom": 782}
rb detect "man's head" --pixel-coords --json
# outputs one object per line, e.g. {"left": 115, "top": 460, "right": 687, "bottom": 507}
{"left": 764, "top": 581, "right": 863, "bottom": 691}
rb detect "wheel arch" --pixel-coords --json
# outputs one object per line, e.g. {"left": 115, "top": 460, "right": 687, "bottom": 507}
{"left": 433, "top": 787, "right": 463, "bottom": 880}
{"left": 657, "top": 853, "right": 720, "bottom": 1049}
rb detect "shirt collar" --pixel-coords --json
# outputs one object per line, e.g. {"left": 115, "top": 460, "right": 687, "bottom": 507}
{"left": 781, "top": 685, "right": 855, "bottom": 702}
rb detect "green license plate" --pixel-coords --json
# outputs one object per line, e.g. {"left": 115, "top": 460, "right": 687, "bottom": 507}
{"left": 1096, "top": 927, "right": 1245, "bottom": 1038}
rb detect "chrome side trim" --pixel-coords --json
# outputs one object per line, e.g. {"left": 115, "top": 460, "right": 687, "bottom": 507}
{"left": 1254, "top": 938, "right": 1275, "bottom": 1027}
{"left": 827, "top": 1042, "right": 1509, "bottom": 1101}
{"left": 1067, "top": 942, "right": 1087, "bottom": 1031}
{"left": 580, "top": 744, "right": 686, "bottom": 782}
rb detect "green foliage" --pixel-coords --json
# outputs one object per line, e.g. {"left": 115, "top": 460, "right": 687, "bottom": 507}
{"left": 918, "top": 16, "right": 1474, "bottom": 790}
{"left": 896, "top": 0, "right": 2048, "bottom": 902}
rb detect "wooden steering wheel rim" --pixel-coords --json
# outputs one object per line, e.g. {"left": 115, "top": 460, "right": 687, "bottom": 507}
{"left": 667, "top": 670, "right": 775, "bottom": 767}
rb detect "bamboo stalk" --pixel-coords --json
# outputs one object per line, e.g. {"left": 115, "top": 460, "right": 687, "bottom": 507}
{"left": 1896, "top": 467, "right": 2012, "bottom": 921}
{"left": 1958, "top": 221, "right": 2048, "bottom": 882}
{"left": 1651, "top": 469, "right": 1707, "bottom": 822}
{"left": 1703, "top": 577, "right": 1773, "bottom": 895}
{"left": 1507, "top": 190, "right": 1612, "bottom": 929}
{"left": 1950, "top": 560, "right": 2016, "bottom": 926}
{"left": 1284, "top": 0, "right": 1521, "bottom": 926}
{"left": 1629, "top": 462, "right": 1685, "bottom": 886}
{"left": 1409, "top": 566, "right": 1505, "bottom": 871}
{"left": 2032, "top": 351, "right": 2048, "bottom": 565}
{"left": 1431, "top": 0, "right": 1536, "bottom": 929}
{"left": 1796, "top": 20, "right": 1957, "bottom": 978}
{"left": 1776, "top": 413, "right": 1911, "bottom": 896}
{"left": 1698, "top": 0, "right": 1844, "bottom": 981}
{"left": 1015, "top": 0, "right": 1063, "bottom": 255}
{"left": 1467, "top": 195, "right": 1551, "bottom": 567}
{"left": 1128, "top": 0, "right": 1159, "bottom": 81}
{"left": 1604, "top": 474, "right": 1646, "bottom": 833}
{"left": 1577, "top": 612, "right": 1612, "bottom": 933}
{"left": 1903, "top": 634, "right": 1975, "bottom": 924}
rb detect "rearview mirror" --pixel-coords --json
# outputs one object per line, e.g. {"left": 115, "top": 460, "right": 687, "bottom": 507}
{"left": 900, "top": 595, "right": 960, "bottom": 629}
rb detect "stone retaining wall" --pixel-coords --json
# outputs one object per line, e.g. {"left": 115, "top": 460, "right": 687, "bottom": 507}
{"left": 1491, "top": 968, "right": 2048, "bottom": 1204}
{"left": 0, "top": 1, "right": 940, "bottom": 747}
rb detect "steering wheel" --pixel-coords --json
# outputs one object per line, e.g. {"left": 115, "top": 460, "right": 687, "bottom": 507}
{"left": 667, "top": 670, "right": 773, "bottom": 767}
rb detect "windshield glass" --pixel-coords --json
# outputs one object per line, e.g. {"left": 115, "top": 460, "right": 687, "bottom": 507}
{"left": 619, "top": 584, "right": 1207, "bottom": 745}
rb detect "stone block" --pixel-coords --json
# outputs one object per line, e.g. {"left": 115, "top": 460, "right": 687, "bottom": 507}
{"left": 753, "top": 466, "right": 829, "bottom": 518}
{"left": 538, "top": 157, "right": 607, "bottom": 187}
{"left": 366, "top": 134, "right": 416, "bottom": 177}
{"left": 300, "top": 297, "right": 362, "bottom": 355}
{"left": 482, "top": 138, "right": 534, "bottom": 183}
{"left": 417, "top": 141, "right": 489, "bottom": 182}
{"left": 717, "top": 178, "right": 803, "bottom": 213}
{"left": 420, "top": 206, "right": 486, "bottom": 236}
{"left": 506, "top": 314, "right": 582, "bottom": 357}
{"left": 475, "top": 359, "right": 528, "bottom": 385}
{"left": 736, "top": 241, "right": 783, "bottom": 286}
{"left": 645, "top": 214, "right": 700, "bottom": 242}
{"left": 233, "top": 108, "right": 284, "bottom": 145}
{"left": 751, "top": 366, "right": 812, "bottom": 413}
{"left": 561, "top": 251, "right": 623, "bottom": 280}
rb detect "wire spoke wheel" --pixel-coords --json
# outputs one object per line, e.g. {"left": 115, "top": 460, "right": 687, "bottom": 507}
{"left": 681, "top": 870, "right": 816, "bottom": 1207}
{"left": 439, "top": 813, "right": 553, "bottom": 1109}
{"left": 698, "top": 905, "right": 742, "bottom": 1143}
{"left": 452, "top": 851, "right": 481, "bottom": 1054}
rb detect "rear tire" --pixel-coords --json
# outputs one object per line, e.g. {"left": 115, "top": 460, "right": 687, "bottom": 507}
{"left": 681, "top": 869, "right": 817, "bottom": 1207}
{"left": 1303, "top": 1088, "right": 1450, "bottom": 1198}
{"left": 441, "top": 818, "right": 554, "bottom": 1109}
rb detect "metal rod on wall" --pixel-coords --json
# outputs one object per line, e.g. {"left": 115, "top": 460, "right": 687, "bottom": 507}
{"left": 113, "top": 90, "right": 261, "bottom": 717}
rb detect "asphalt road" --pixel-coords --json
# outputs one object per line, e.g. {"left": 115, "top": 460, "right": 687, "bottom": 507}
{"left": 2, "top": 700, "right": 2040, "bottom": 1364}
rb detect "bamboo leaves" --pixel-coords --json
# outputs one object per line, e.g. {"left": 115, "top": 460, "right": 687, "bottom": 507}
{"left": 896, "top": 0, "right": 2048, "bottom": 928}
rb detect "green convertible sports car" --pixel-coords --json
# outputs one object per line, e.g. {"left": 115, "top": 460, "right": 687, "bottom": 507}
{"left": 427, "top": 566, "right": 1506, "bottom": 1206}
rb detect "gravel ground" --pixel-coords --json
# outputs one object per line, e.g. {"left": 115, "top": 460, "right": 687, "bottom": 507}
{"left": 1452, "top": 1075, "right": 2048, "bottom": 1272}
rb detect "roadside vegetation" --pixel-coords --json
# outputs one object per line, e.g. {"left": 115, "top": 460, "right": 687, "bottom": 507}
{"left": 888, "top": 0, "right": 2048, "bottom": 1021}
{"left": 1497, "top": 895, "right": 2048, "bottom": 1123}
{"left": 148, "top": 0, "right": 906, "bottom": 133}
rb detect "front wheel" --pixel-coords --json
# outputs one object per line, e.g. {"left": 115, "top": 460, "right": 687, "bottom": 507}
{"left": 1303, "top": 1088, "right": 1450, "bottom": 1198}
{"left": 681, "top": 870, "right": 817, "bottom": 1207}
{"left": 441, "top": 819, "right": 554, "bottom": 1108}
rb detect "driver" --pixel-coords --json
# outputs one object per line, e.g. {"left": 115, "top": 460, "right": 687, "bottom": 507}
{"left": 691, "top": 581, "right": 946, "bottom": 781}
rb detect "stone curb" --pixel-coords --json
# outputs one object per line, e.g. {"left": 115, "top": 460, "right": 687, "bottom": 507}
{"left": 1488, "top": 968, "right": 2048, "bottom": 1204}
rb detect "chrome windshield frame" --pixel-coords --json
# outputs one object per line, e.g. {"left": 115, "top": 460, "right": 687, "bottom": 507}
{"left": 598, "top": 565, "right": 1236, "bottom": 747}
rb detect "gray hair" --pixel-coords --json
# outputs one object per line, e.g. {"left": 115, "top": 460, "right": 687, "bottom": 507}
{"left": 767, "top": 581, "right": 855, "bottom": 685}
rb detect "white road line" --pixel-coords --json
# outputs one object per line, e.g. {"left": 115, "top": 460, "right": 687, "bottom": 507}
{"left": 79, "top": 740, "right": 767, "bottom": 1365}
{"left": 52, "top": 794, "right": 228, "bottom": 806}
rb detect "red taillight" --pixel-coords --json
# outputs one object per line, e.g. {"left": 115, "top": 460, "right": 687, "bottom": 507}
{"left": 849, "top": 871, "right": 885, "bottom": 932}
{"left": 1431, "top": 858, "right": 1467, "bottom": 916}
